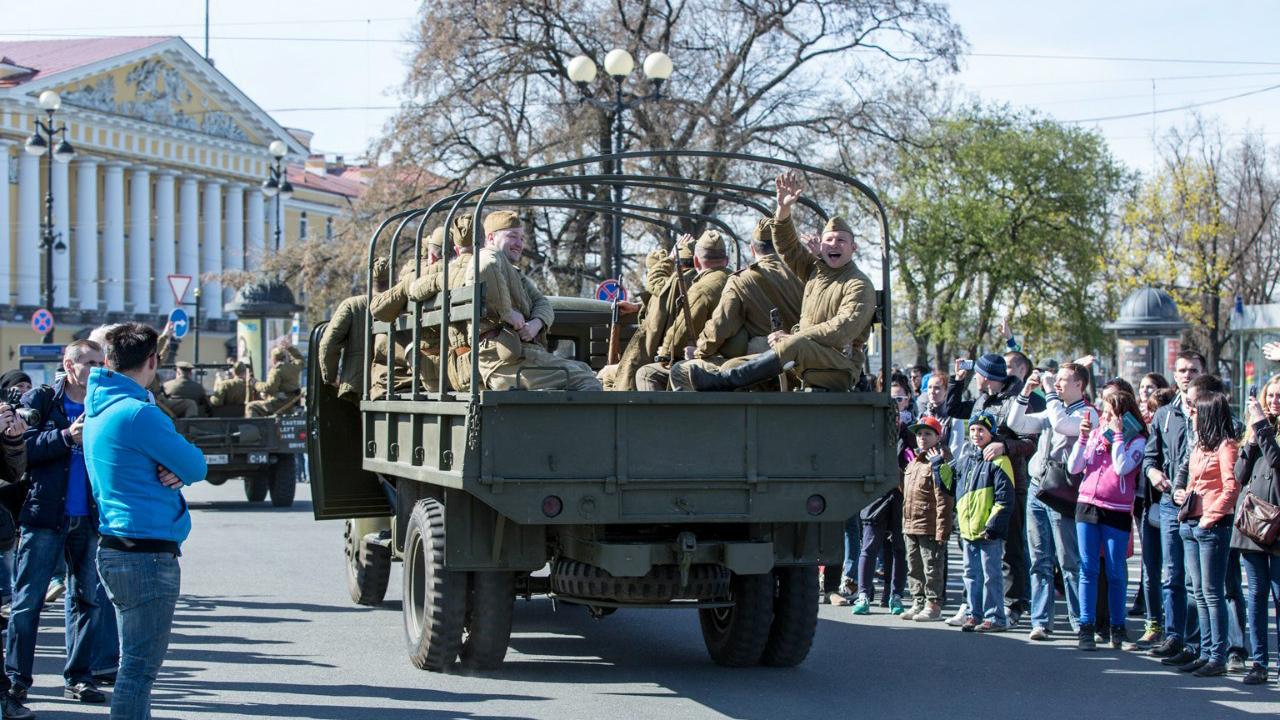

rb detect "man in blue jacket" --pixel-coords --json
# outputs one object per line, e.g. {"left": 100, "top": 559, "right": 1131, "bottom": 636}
{"left": 84, "top": 323, "right": 206, "bottom": 720}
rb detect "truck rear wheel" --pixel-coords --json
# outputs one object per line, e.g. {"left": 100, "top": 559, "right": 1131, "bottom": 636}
{"left": 345, "top": 520, "right": 391, "bottom": 606}
{"left": 403, "top": 498, "right": 465, "bottom": 671}
{"left": 760, "top": 566, "right": 819, "bottom": 667}
{"left": 698, "top": 572, "right": 774, "bottom": 667}
{"left": 269, "top": 455, "right": 297, "bottom": 507}
{"left": 244, "top": 473, "right": 269, "bottom": 502}
{"left": 459, "top": 571, "right": 515, "bottom": 670}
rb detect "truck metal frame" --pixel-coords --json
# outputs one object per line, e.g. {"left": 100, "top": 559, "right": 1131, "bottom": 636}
{"left": 308, "top": 150, "right": 897, "bottom": 672}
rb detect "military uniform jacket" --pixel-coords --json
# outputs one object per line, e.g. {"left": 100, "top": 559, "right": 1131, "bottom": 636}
{"left": 210, "top": 377, "right": 248, "bottom": 407}
{"left": 696, "top": 253, "right": 803, "bottom": 359}
{"left": 774, "top": 215, "right": 876, "bottom": 355}
{"left": 255, "top": 360, "right": 302, "bottom": 398}
{"left": 659, "top": 267, "right": 729, "bottom": 359}
{"left": 163, "top": 378, "right": 207, "bottom": 404}
{"left": 464, "top": 249, "right": 554, "bottom": 344}
{"left": 318, "top": 294, "right": 369, "bottom": 399}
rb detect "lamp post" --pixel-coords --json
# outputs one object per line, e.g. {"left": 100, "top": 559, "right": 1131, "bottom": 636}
{"left": 24, "top": 89, "right": 74, "bottom": 343}
{"left": 260, "top": 139, "right": 293, "bottom": 252}
{"left": 567, "top": 49, "right": 673, "bottom": 284}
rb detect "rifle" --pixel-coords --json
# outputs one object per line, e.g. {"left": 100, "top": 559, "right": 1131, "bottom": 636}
{"left": 770, "top": 307, "right": 789, "bottom": 391}
{"left": 607, "top": 299, "right": 622, "bottom": 365}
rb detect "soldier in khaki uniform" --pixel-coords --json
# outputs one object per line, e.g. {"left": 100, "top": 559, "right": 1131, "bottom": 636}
{"left": 634, "top": 230, "right": 731, "bottom": 391}
{"left": 406, "top": 215, "right": 476, "bottom": 392}
{"left": 161, "top": 361, "right": 209, "bottom": 418}
{"left": 247, "top": 346, "right": 304, "bottom": 416}
{"left": 678, "top": 171, "right": 876, "bottom": 392}
{"left": 668, "top": 217, "right": 804, "bottom": 390}
{"left": 209, "top": 360, "right": 251, "bottom": 413}
{"left": 454, "top": 211, "right": 601, "bottom": 391}
{"left": 320, "top": 257, "right": 390, "bottom": 402}
{"left": 368, "top": 229, "right": 449, "bottom": 398}
{"left": 600, "top": 243, "right": 696, "bottom": 390}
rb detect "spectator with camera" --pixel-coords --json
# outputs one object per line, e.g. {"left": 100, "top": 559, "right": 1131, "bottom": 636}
{"left": 5, "top": 341, "right": 109, "bottom": 711}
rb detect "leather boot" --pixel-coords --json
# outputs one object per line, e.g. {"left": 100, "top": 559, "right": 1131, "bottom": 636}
{"left": 688, "top": 351, "right": 786, "bottom": 391}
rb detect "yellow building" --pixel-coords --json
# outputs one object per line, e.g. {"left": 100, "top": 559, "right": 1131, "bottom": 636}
{"left": 0, "top": 36, "right": 362, "bottom": 376}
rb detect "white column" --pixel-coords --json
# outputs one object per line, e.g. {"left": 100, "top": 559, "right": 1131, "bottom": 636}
{"left": 51, "top": 158, "right": 70, "bottom": 308}
{"left": 152, "top": 170, "right": 176, "bottom": 309}
{"left": 16, "top": 152, "right": 40, "bottom": 307}
{"left": 223, "top": 183, "right": 244, "bottom": 307}
{"left": 201, "top": 179, "right": 223, "bottom": 319}
{"left": 127, "top": 165, "right": 152, "bottom": 313}
{"left": 0, "top": 141, "right": 12, "bottom": 305}
{"left": 102, "top": 162, "right": 127, "bottom": 313}
{"left": 177, "top": 175, "right": 200, "bottom": 284}
{"left": 73, "top": 156, "right": 100, "bottom": 310}
{"left": 246, "top": 189, "right": 264, "bottom": 267}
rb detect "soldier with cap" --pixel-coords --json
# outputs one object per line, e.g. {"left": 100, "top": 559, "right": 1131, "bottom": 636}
{"left": 247, "top": 346, "right": 303, "bottom": 416}
{"left": 321, "top": 257, "right": 391, "bottom": 402}
{"left": 368, "top": 227, "right": 449, "bottom": 397}
{"left": 676, "top": 171, "right": 876, "bottom": 392}
{"left": 209, "top": 360, "right": 251, "bottom": 413}
{"left": 453, "top": 210, "right": 601, "bottom": 391}
{"left": 161, "top": 362, "right": 209, "bottom": 418}
{"left": 601, "top": 241, "right": 696, "bottom": 390}
{"left": 634, "top": 230, "right": 732, "bottom": 391}
{"left": 668, "top": 216, "right": 804, "bottom": 390}
{"left": 405, "top": 214, "right": 476, "bottom": 391}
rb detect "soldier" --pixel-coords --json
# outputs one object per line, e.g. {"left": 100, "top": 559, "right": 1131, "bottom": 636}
{"left": 320, "top": 257, "right": 390, "bottom": 402}
{"left": 454, "top": 210, "right": 601, "bottom": 391}
{"left": 634, "top": 230, "right": 731, "bottom": 391}
{"left": 668, "top": 217, "right": 803, "bottom": 390}
{"left": 601, "top": 242, "right": 696, "bottom": 390}
{"left": 209, "top": 360, "right": 250, "bottom": 413}
{"left": 406, "top": 215, "right": 475, "bottom": 392}
{"left": 247, "top": 346, "right": 303, "bottom": 416}
{"left": 161, "top": 362, "right": 210, "bottom": 418}
{"left": 676, "top": 171, "right": 876, "bottom": 392}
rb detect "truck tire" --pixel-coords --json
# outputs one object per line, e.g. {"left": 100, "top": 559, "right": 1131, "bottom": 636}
{"left": 550, "top": 559, "right": 730, "bottom": 602}
{"left": 403, "top": 498, "right": 465, "bottom": 671}
{"left": 269, "top": 455, "right": 297, "bottom": 507}
{"left": 206, "top": 475, "right": 227, "bottom": 486}
{"left": 760, "top": 566, "right": 819, "bottom": 667}
{"left": 459, "top": 571, "right": 515, "bottom": 670}
{"left": 698, "top": 572, "right": 774, "bottom": 667}
{"left": 345, "top": 520, "right": 391, "bottom": 606}
{"left": 244, "top": 473, "right": 269, "bottom": 502}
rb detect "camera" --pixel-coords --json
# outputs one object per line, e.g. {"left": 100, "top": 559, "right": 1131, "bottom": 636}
{"left": 1249, "top": 384, "right": 1258, "bottom": 400}
{"left": 15, "top": 407, "right": 39, "bottom": 428}
{"left": 956, "top": 359, "right": 974, "bottom": 372}
{"left": 3, "top": 387, "right": 22, "bottom": 407}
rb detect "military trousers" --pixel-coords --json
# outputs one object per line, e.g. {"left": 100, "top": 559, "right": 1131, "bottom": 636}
{"left": 771, "top": 335, "right": 859, "bottom": 391}
{"left": 473, "top": 340, "right": 602, "bottom": 391}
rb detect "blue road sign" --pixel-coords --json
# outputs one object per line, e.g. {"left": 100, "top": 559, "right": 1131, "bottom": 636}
{"left": 595, "top": 279, "right": 627, "bottom": 303}
{"left": 169, "top": 307, "right": 190, "bottom": 339}
{"left": 18, "top": 344, "right": 64, "bottom": 360}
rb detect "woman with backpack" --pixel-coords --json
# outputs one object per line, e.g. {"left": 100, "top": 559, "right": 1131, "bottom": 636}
{"left": 1232, "top": 374, "right": 1280, "bottom": 685}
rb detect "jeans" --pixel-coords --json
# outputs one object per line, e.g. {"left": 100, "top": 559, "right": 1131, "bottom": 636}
{"left": 963, "top": 538, "right": 1006, "bottom": 624}
{"left": 1027, "top": 489, "right": 1081, "bottom": 632}
{"left": 1076, "top": 520, "right": 1130, "bottom": 628}
{"left": 1161, "top": 496, "right": 1200, "bottom": 647}
{"left": 1225, "top": 550, "right": 1249, "bottom": 658}
{"left": 857, "top": 514, "right": 905, "bottom": 602}
{"left": 1003, "top": 486, "right": 1030, "bottom": 614}
{"left": 1241, "top": 551, "right": 1280, "bottom": 668}
{"left": 0, "top": 548, "right": 12, "bottom": 604}
{"left": 90, "top": 577, "right": 120, "bottom": 677}
{"left": 1182, "top": 519, "right": 1233, "bottom": 664}
{"left": 1139, "top": 501, "right": 1164, "bottom": 626}
{"left": 98, "top": 548, "right": 181, "bottom": 720}
{"left": 5, "top": 518, "right": 99, "bottom": 690}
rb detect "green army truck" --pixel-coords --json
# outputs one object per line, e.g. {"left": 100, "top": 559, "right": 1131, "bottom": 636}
{"left": 307, "top": 151, "right": 898, "bottom": 671}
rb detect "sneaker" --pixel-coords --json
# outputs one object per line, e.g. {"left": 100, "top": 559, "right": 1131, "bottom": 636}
{"left": 1110, "top": 625, "right": 1129, "bottom": 650}
{"left": 1, "top": 694, "right": 33, "bottom": 720}
{"left": 91, "top": 672, "right": 116, "bottom": 687}
{"left": 829, "top": 578, "right": 856, "bottom": 607}
{"left": 1007, "top": 609, "right": 1023, "bottom": 627}
{"left": 64, "top": 681, "right": 106, "bottom": 703}
{"left": 828, "top": 592, "right": 851, "bottom": 607}
{"left": 888, "top": 594, "right": 905, "bottom": 615}
{"left": 1244, "top": 664, "right": 1268, "bottom": 685}
{"left": 45, "top": 578, "right": 66, "bottom": 603}
{"left": 1162, "top": 648, "right": 1199, "bottom": 667}
{"left": 851, "top": 594, "right": 871, "bottom": 616}
{"left": 1193, "top": 661, "right": 1227, "bottom": 677}
{"left": 1029, "top": 626, "right": 1051, "bottom": 641}
{"left": 976, "top": 620, "right": 1008, "bottom": 633}
{"left": 946, "top": 604, "right": 970, "bottom": 627}
{"left": 901, "top": 601, "right": 923, "bottom": 621}
{"left": 1125, "top": 624, "right": 1162, "bottom": 651}
{"left": 961, "top": 617, "right": 978, "bottom": 632}
{"left": 7, "top": 687, "right": 25, "bottom": 704}
{"left": 1228, "top": 652, "right": 1248, "bottom": 674}
{"left": 1178, "top": 657, "right": 1210, "bottom": 673}
{"left": 1078, "top": 624, "right": 1097, "bottom": 651}
{"left": 913, "top": 602, "right": 943, "bottom": 622}
{"left": 1150, "top": 636, "right": 1185, "bottom": 658}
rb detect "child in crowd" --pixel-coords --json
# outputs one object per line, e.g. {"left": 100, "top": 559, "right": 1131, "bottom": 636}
{"left": 901, "top": 416, "right": 953, "bottom": 622}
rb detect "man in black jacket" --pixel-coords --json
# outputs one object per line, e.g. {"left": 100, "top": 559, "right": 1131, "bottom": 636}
{"left": 5, "top": 341, "right": 108, "bottom": 711}
{"left": 942, "top": 353, "right": 1037, "bottom": 625}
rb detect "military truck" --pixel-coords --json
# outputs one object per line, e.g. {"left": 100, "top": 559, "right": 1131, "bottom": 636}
{"left": 308, "top": 151, "right": 897, "bottom": 671}
{"left": 166, "top": 363, "right": 306, "bottom": 507}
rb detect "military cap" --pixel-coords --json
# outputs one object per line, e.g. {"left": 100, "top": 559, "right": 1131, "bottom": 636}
{"left": 752, "top": 217, "right": 776, "bottom": 244}
{"left": 450, "top": 213, "right": 475, "bottom": 248}
{"left": 695, "top": 229, "right": 727, "bottom": 258}
{"left": 175, "top": 361, "right": 194, "bottom": 371}
{"left": 483, "top": 210, "right": 521, "bottom": 234}
{"left": 823, "top": 216, "right": 855, "bottom": 237}
{"left": 427, "top": 226, "right": 445, "bottom": 249}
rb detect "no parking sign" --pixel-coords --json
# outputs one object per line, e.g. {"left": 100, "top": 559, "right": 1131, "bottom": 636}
{"left": 30, "top": 308, "right": 54, "bottom": 336}
{"left": 595, "top": 279, "right": 627, "bottom": 303}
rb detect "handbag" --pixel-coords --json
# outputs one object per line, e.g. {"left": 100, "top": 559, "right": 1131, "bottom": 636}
{"left": 1177, "top": 490, "right": 1202, "bottom": 523}
{"left": 1035, "top": 457, "right": 1081, "bottom": 515}
{"left": 859, "top": 490, "right": 897, "bottom": 524}
{"left": 1235, "top": 492, "right": 1280, "bottom": 547}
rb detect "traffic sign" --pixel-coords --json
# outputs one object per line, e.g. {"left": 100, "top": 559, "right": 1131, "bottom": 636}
{"left": 168, "top": 307, "right": 190, "bottom": 339}
{"left": 168, "top": 274, "right": 193, "bottom": 305}
{"left": 595, "top": 279, "right": 627, "bottom": 303}
{"left": 30, "top": 308, "right": 54, "bottom": 336}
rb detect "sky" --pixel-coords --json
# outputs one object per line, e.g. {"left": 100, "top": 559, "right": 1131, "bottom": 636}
{"left": 2, "top": 0, "right": 1278, "bottom": 172}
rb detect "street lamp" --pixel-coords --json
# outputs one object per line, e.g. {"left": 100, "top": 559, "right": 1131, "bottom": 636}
{"left": 25, "top": 89, "right": 73, "bottom": 343}
{"left": 567, "top": 48, "right": 673, "bottom": 284}
{"left": 261, "top": 139, "right": 293, "bottom": 252}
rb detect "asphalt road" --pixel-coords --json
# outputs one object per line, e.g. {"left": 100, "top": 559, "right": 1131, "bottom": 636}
{"left": 19, "top": 481, "right": 1280, "bottom": 719}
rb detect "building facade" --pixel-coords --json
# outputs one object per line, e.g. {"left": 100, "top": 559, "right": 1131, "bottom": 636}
{"left": 0, "top": 36, "right": 361, "bottom": 367}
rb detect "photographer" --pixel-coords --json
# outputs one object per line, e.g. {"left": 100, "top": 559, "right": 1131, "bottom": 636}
{"left": 5, "top": 341, "right": 108, "bottom": 708}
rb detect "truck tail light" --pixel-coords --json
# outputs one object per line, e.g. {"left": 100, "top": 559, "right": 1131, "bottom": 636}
{"left": 541, "top": 495, "right": 563, "bottom": 518}
{"left": 806, "top": 494, "right": 826, "bottom": 516}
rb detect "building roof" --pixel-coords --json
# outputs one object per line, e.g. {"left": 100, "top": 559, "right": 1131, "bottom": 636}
{"left": 287, "top": 165, "right": 365, "bottom": 200}
{"left": 0, "top": 37, "right": 172, "bottom": 87}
